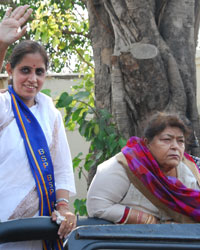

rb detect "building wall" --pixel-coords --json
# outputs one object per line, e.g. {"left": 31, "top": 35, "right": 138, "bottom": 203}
{"left": 44, "top": 75, "right": 90, "bottom": 211}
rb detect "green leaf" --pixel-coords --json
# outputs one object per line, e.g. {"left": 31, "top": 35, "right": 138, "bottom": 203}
{"left": 74, "top": 91, "right": 90, "bottom": 100}
{"left": 85, "top": 79, "right": 94, "bottom": 88}
{"left": 64, "top": 107, "right": 72, "bottom": 125}
{"left": 34, "top": 29, "right": 41, "bottom": 41}
{"left": 93, "top": 137, "right": 104, "bottom": 150}
{"left": 56, "top": 92, "right": 73, "bottom": 108}
{"left": 41, "top": 89, "right": 51, "bottom": 96}
{"left": 78, "top": 167, "right": 82, "bottom": 179}
{"left": 52, "top": 36, "right": 60, "bottom": 48}
{"left": 72, "top": 153, "right": 83, "bottom": 169}
{"left": 95, "top": 151, "right": 103, "bottom": 160}
{"left": 84, "top": 160, "right": 95, "bottom": 171}
{"left": 72, "top": 108, "right": 83, "bottom": 121}
{"left": 41, "top": 31, "right": 48, "bottom": 44}
{"left": 94, "top": 124, "right": 99, "bottom": 135}
{"left": 75, "top": 152, "right": 83, "bottom": 158}
{"left": 109, "top": 141, "right": 118, "bottom": 154}
{"left": 64, "top": 113, "right": 72, "bottom": 126}
{"left": 119, "top": 138, "right": 127, "bottom": 148}
{"left": 99, "top": 109, "right": 112, "bottom": 120}
{"left": 73, "top": 199, "right": 87, "bottom": 216}
{"left": 84, "top": 122, "right": 94, "bottom": 140}
{"left": 79, "top": 120, "right": 88, "bottom": 136}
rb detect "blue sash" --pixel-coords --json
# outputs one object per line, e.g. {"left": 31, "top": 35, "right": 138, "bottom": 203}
{"left": 8, "top": 86, "right": 63, "bottom": 250}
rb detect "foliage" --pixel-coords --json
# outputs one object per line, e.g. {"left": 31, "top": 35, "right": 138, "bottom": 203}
{"left": 31, "top": 0, "right": 91, "bottom": 73}
{"left": 0, "top": 0, "right": 91, "bottom": 73}
{"left": 55, "top": 75, "right": 126, "bottom": 178}
{"left": 55, "top": 75, "right": 127, "bottom": 215}
{"left": 74, "top": 198, "right": 87, "bottom": 216}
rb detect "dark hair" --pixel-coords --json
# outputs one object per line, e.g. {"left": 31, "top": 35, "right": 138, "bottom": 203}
{"left": 143, "top": 112, "right": 191, "bottom": 142}
{"left": 9, "top": 40, "right": 49, "bottom": 70}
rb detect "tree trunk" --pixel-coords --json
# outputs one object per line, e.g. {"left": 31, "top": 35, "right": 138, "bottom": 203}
{"left": 87, "top": 0, "right": 200, "bottom": 180}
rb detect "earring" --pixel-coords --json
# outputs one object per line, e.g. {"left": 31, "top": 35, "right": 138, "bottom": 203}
{"left": 8, "top": 75, "right": 13, "bottom": 85}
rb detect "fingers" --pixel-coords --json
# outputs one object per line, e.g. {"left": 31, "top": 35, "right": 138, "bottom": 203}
{"left": 11, "top": 5, "right": 33, "bottom": 27}
{"left": 10, "top": 5, "right": 30, "bottom": 20}
{"left": 57, "top": 213, "right": 77, "bottom": 239}
{"left": 4, "top": 5, "right": 33, "bottom": 27}
{"left": 16, "top": 25, "right": 27, "bottom": 40}
{"left": 58, "top": 220, "right": 74, "bottom": 239}
{"left": 52, "top": 210, "right": 77, "bottom": 239}
{"left": 51, "top": 211, "right": 58, "bottom": 221}
{"left": 18, "top": 8, "right": 33, "bottom": 27}
{"left": 3, "top": 7, "right": 12, "bottom": 19}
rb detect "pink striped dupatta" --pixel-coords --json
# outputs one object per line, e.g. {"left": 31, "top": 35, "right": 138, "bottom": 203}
{"left": 116, "top": 136, "right": 200, "bottom": 223}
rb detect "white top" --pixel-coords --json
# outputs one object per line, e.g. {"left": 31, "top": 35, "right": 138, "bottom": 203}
{"left": 0, "top": 91, "right": 76, "bottom": 249}
{"left": 86, "top": 155, "right": 200, "bottom": 223}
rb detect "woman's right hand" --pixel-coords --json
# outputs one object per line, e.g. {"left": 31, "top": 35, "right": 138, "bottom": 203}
{"left": 0, "top": 5, "right": 32, "bottom": 47}
{"left": 0, "top": 89, "right": 7, "bottom": 93}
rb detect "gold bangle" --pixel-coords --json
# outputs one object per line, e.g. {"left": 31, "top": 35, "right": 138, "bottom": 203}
{"left": 148, "top": 215, "right": 156, "bottom": 224}
{"left": 145, "top": 214, "right": 153, "bottom": 224}
{"left": 149, "top": 215, "right": 154, "bottom": 224}
{"left": 144, "top": 214, "right": 149, "bottom": 224}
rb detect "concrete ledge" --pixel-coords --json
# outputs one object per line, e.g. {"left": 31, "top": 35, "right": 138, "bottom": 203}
{"left": 0, "top": 73, "right": 83, "bottom": 80}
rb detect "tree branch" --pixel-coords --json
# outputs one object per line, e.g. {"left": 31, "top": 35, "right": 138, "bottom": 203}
{"left": 74, "top": 47, "right": 94, "bottom": 69}
{"left": 79, "top": 0, "right": 87, "bottom": 7}
{"left": 62, "top": 29, "right": 89, "bottom": 39}
{"left": 0, "top": 0, "right": 13, "bottom": 4}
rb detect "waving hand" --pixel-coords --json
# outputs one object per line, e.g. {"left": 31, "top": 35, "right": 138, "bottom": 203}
{"left": 0, "top": 5, "right": 32, "bottom": 46}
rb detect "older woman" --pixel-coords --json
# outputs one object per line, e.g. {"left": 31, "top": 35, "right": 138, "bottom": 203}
{"left": 87, "top": 112, "right": 200, "bottom": 224}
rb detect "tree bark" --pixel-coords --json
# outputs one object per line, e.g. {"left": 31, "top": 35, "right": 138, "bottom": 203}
{"left": 87, "top": 0, "right": 200, "bottom": 180}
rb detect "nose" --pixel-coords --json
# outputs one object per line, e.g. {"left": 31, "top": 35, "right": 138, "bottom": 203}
{"left": 28, "top": 72, "right": 37, "bottom": 83}
{"left": 170, "top": 139, "right": 180, "bottom": 149}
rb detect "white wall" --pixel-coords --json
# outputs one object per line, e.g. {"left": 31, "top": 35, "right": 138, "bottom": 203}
{"left": 44, "top": 74, "right": 90, "bottom": 211}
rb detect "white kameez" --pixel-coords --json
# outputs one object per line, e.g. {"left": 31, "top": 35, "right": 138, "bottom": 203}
{"left": 86, "top": 155, "right": 200, "bottom": 223}
{"left": 0, "top": 91, "right": 76, "bottom": 249}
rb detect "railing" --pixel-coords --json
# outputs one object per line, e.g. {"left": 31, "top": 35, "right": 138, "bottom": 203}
{"left": 1, "top": 217, "right": 200, "bottom": 250}
{"left": 0, "top": 216, "right": 111, "bottom": 245}
{"left": 65, "top": 223, "right": 200, "bottom": 250}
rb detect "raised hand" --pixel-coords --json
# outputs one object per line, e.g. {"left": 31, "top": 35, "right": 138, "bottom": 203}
{"left": 0, "top": 5, "right": 33, "bottom": 46}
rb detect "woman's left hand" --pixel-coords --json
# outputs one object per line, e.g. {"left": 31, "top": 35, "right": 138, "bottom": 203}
{"left": 52, "top": 205, "right": 77, "bottom": 239}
